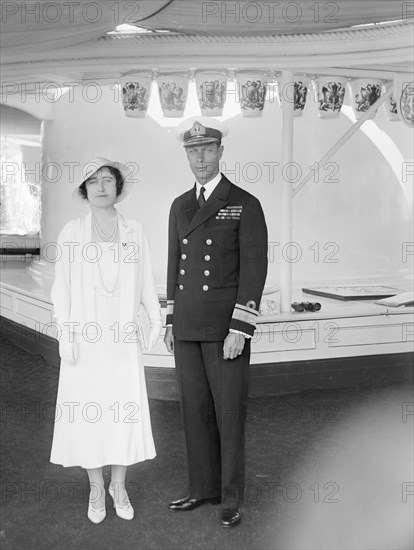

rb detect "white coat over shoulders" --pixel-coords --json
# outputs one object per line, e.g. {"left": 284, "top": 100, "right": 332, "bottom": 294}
{"left": 51, "top": 211, "right": 161, "bottom": 332}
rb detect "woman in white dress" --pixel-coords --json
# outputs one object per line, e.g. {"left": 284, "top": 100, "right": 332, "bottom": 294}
{"left": 50, "top": 157, "right": 162, "bottom": 524}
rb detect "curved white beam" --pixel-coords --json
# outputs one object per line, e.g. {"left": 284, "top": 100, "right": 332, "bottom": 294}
{"left": 292, "top": 86, "right": 393, "bottom": 196}
{"left": 1, "top": 22, "right": 412, "bottom": 83}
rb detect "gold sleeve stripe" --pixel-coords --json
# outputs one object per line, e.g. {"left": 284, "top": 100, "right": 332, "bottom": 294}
{"left": 234, "top": 303, "right": 259, "bottom": 316}
{"left": 232, "top": 308, "right": 258, "bottom": 326}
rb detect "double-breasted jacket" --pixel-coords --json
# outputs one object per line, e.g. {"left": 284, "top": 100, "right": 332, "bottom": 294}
{"left": 166, "top": 175, "right": 268, "bottom": 341}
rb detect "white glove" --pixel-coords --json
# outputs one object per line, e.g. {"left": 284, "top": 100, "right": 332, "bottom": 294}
{"left": 59, "top": 331, "right": 78, "bottom": 365}
{"left": 146, "top": 321, "right": 162, "bottom": 351}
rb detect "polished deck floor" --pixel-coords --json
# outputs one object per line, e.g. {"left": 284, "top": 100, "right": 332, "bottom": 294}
{"left": 0, "top": 339, "right": 413, "bottom": 550}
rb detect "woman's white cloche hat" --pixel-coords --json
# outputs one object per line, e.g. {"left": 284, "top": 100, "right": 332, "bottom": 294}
{"left": 72, "top": 157, "right": 135, "bottom": 205}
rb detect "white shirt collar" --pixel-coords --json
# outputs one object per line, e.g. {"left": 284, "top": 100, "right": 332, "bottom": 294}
{"left": 196, "top": 173, "right": 222, "bottom": 201}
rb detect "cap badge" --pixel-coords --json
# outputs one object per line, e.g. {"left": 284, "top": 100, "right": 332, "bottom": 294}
{"left": 190, "top": 121, "right": 206, "bottom": 137}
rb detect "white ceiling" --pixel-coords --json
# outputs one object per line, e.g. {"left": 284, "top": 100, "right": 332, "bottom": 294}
{"left": 1, "top": 0, "right": 411, "bottom": 58}
{"left": 136, "top": 0, "right": 411, "bottom": 34}
{"left": 0, "top": 1, "right": 412, "bottom": 85}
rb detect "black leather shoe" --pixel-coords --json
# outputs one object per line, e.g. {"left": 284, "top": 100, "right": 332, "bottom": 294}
{"left": 168, "top": 496, "right": 221, "bottom": 511}
{"left": 221, "top": 508, "right": 241, "bottom": 528}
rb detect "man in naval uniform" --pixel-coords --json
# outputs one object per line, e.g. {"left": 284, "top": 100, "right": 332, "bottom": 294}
{"left": 164, "top": 116, "right": 268, "bottom": 528}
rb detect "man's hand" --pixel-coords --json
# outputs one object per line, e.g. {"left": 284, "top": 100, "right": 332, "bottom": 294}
{"left": 164, "top": 326, "right": 174, "bottom": 354}
{"left": 223, "top": 332, "right": 245, "bottom": 360}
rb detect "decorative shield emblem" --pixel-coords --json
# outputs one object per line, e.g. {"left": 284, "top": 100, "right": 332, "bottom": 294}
{"left": 313, "top": 76, "right": 347, "bottom": 118}
{"left": 195, "top": 72, "right": 227, "bottom": 116}
{"left": 121, "top": 76, "right": 152, "bottom": 118}
{"left": 382, "top": 91, "right": 399, "bottom": 122}
{"left": 293, "top": 79, "right": 309, "bottom": 115}
{"left": 237, "top": 72, "right": 268, "bottom": 117}
{"left": 157, "top": 74, "right": 189, "bottom": 118}
{"left": 399, "top": 82, "right": 414, "bottom": 128}
{"left": 277, "top": 76, "right": 309, "bottom": 117}
{"left": 349, "top": 78, "right": 382, "bottom": 119}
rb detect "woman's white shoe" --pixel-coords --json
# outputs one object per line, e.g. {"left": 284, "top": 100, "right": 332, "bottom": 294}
{"left": 108, "top": 484, "right": 134, "bottom": 520}
{"left": 87, "top": 492, "right": 106, "bottom": 524}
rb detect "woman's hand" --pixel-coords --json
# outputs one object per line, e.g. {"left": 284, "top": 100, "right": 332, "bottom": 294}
{"left": 147, "top": 321, "right": 162, "bottom": 351}
{"left": 59, "top": 331, "right": 78, "bottom": 365}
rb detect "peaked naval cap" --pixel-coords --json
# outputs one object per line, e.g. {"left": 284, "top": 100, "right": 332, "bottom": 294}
{"left": 175, "top": 116, "right": 229, "bottom": 148}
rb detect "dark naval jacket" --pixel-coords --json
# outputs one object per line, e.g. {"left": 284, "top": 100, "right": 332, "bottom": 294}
{"left": 166, "top": 174, "right": 268, "bottom": 341}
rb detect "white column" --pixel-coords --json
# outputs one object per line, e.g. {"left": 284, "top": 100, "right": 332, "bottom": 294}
{"left": 27, "top": 93, "right": 88, "bottom": 284}
{"left": 280, "top": 70, "right": 294, "bottom": 312}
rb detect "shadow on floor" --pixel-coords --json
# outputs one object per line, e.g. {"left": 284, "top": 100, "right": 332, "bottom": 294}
{"left": 1, "top": 340, "right": 413, "bottom": 550}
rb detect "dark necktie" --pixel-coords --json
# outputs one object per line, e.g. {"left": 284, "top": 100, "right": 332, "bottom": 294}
{"left": 198, "top": 186, "right": 206, "bottom": 208}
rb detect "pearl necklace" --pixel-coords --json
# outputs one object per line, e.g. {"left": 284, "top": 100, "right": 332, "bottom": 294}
{"left": 91, "top": 211, "right": 120, "bottom": 296}
{"left": 97, "top": 258, "right": 120, "bottom": 297}
{"left": 92, "top": 211, "right": 118, "bottom": 242}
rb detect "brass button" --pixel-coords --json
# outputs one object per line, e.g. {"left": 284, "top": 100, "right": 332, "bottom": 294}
{"left": 204, "top": 255, "right": 211, "bottom": 261}
{"left": 204, "top": 270, "right": 210, "bottom": 276}
{"left": 203, "top": 285, "right": 209, "bottom": 291}
{"left": 182, "top": 238, "right": 188, "bottom": 244}
{"left": 179, "top": 284, "right": 184, "bottom": 290}
{"left": 180, "top": 269, "right": 185, "bottom": 275}
{"left": 206, "top": 239, "right": 212, "bottom": 245}
{"left": 181, "top": 253, "right": 187, "bottom": 260}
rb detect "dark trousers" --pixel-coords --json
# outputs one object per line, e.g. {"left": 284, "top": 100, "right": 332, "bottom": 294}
{"left": 174, "top": 338, "right": 250, "bottom": 509}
